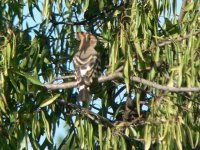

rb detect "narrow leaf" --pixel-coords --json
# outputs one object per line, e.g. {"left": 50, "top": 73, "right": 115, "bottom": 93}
{"left": 99, "top": 0, "right": 104, "bottom": 11}
{"left": 123, "top": 60, "right": 130, "bottom": 93}
{"left": 40, "top": 94, "right": 60, "bottom": 108}
{"left": 83, "top": 0, "right": 89, "bottom": 12}
{"left": 41, "top": 110, "right": 52, "bottom": 143}
{"left": 16, "top": 71, "right": 43, "bottom": 86}
{"left": 136, "top": 93, "right": 140, "bottom": 116}
{"left": 7, "top": 41, "right": 11, "bottom": 68}
{"left": 9, "top": 72, "right": 20, "bottom": 93}
{"left": 186, "top": 125, "right": 194, "bottom": 148}
{"left": 99, "top": 124, "right": 103, "bottom": 150}
{"left": 12, "top": 33, "right": 16, "bottom": 58}
{"left": 144, "top": 125, "right": 151, "bottom": 150}
{"left": 134, "top": 37, "right": 144, "bottom": 61}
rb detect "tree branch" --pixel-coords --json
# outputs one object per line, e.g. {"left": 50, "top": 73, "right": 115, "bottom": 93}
{"left": 45, "top": 72, "right": 200, "bottom": 92}
{"left": 44, "top": 30, "right": 200, "bottom": 92}
{"left": 149, "top": 30, "right": 200, "bottom": 51}
{"left": 57, "top": 100, "right": 114, "bottom": 127}
{"left": 131, "top": 76, "right": 200, "bottom": 92}
{"left": 53, "top": 3, "right": 126, "bottom": 26}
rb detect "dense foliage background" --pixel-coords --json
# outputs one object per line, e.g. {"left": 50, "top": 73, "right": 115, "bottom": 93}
{"left": 0, "top": 0, "right": 199, "bottom": 149}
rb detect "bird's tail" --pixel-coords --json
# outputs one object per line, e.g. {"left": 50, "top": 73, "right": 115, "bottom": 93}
{"left": 78, "top": 86, "right": 91, "bottom": 101}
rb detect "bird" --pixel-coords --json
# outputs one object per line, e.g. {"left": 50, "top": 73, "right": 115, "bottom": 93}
{"left": 73, "top": 32, "right": 99, "bottom": 101}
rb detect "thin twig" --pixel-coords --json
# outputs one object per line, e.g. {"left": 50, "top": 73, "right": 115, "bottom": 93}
{"left": 148, "top": 30, "right": 200, "bottom": 51}
{"left": 57, "top": 100, "right": 114, "bottom": 127}
{"left": 131, "top": 75, "right": 200, "bottom": 92}
{"left": 52, "top": 2, "right": 126, "bottom": 26}
{"left": 50, "top": 75, "right": 75, "bottom": 83}
{"left": 178, "top": 0, "right": 187, "bottom": 23}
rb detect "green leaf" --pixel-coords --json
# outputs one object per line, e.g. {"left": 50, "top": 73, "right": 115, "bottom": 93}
{"left": 184, "top": 2, "right": 194, "bottom": 12}
{"left": 0, "top": 97, "right": 6, "bottom": 113}
{"left": 65, "top": 131, "right": 74, "bottom": 149}
{"left": 12, "top": 33, "right": 16, "bottom": 58}
{"left": 83, "top": 0, "right": 89, "bottom": 12}
{"left": 99, "top": 0, "right": 104, "bottom": 11}
{"left": 98, "top": 124, "right": 103, "bottom": 150}
{"left": 123, "top": 60, "right": 130, "bottom": 93}
{"left": 155, "top": 47, "right": 160, "bottom": 63}
{"left": 178, "top": 64, "right": 183, "bottom": 87}
{"left": 136, "top": 93, "right": 140, "bottom": 116}
{"left": 143, "top": 29, "right": 149, "bottom": 51}
{"left": 144, "top": 125, "right": 151, "bottom": 150}
{"left": 41, "top": 110, "right": 52, "bottom": 143}
{"left": 194, "top": 132, "right": 199, "bottom": 148}
{"left": 159, "top": 122, "right": 169, "bottom": 141}
{"left": 175, "top": 122, "right": 183, "bottom": 150}
{"left": 120, "top": 136, "right": 126, "bottom": 149}
{"left": 32, "top": 116, "right": 36, "bottom": 139}
{"left": 88, "top": 121, "right": 93, "bottom": 148}
{"left": 16, "top": 71, "right": 43, "bottom": 86}
{"left": 113, "top": 10, "right": 121, "bottom": 17}
{"left": 9, "top": 72, "right": 20, "bottom": 93}
{"left": 113, "top": 105, "right": 123, "bottom": 119}
{"left": 186, "top": 125, "right": 194, "bottom": 148}
{"left": 129, "top": 127, "right": 137, "bottom": 137}
{"left": 134, "top": 37, "right": 144, "bottom": 61}
{"left": 107, "top": 127, "right": 111, "bottom": 141}
{"left": 128, "top": 45, "right": 134, "bottom": 71}
{"left": 39, "top": 94, "right": 60, "bottom": 108}
{"left": 110, "top": 37, "right": 119, "bottom": 73}
{"left": 7, "top": 42, "right": 11, "bottom": 69}
{"left": 80, "top": 120, "right": 85, "bottom": 148}
{"left": 3, "top": 46, "right": 8, "bottom": 76}
{"left": 120, "top": 26, "right": 126, "bottom": 55}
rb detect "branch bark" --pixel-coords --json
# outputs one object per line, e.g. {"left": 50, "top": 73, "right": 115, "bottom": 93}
{"left": 57, "top": 100, "right": 114, "bottom": 127}
{"left": 45, "top": 72, "right": 200, "bottom": 92}
{"left": 44, "top": 30, "right": 200, "bottom": 92}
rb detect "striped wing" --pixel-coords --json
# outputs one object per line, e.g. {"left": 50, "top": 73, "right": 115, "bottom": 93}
{"left": 73, "top": 53, "right": 99, "bottom": 86}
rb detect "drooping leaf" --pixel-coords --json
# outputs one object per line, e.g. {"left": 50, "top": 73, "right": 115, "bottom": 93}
{"left": 123, "top": 60, "right": 130, "bottom": 93}
{"left": 83, "top": 0, "right": 89, "bottom": 12}
{"left": 39, "top": 94, "right": 60, "bottom": 108}
{"left": 16, "top": 71, "right": 43, "bottom": 86}
{"left": 98, "top": 124, "right": 103, "bottom": 150}
{"left": 134, "top": 37, "right": 144, "bottom": 61}
{"left": 41, "top": 110, "right": 52, "bottom": 143}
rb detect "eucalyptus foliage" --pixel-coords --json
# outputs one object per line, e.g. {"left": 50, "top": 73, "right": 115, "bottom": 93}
{"left": 0, "top": 0, "right": 199, "bottom": 150}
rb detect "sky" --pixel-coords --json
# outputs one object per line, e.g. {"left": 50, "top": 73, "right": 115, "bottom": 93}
{"left": 19, "top": 0, "right": 182, "bottom": 149}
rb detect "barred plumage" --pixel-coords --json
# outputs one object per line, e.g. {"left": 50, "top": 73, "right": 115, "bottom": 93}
{"left": 73, "top": 32, "right": 99, "bottom": 101}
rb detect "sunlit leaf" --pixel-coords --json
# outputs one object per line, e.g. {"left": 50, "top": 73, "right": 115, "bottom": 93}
{"left": 39, "top": 94, "right": 60, "bottom": 108}
{"left": 0, "top": 97, "right": 6, "bottom": 113}
{"left": 98, "top": 124, "right": 103, "bottom": 150}
{"left": 99, "top": 0, "right": 104, "bottom": 11}
{"left": 113, "top": 10, "right": 121, "bottom": 17}
{"left": 184, "top": 2, "right": 194, "bottom": 12}
{"left": 134, "top": 37, "right": 144, "bottom": 61}
{"left": 16, "top": 71, "right": 43, "bottom": 86}
{"left": 83, "top": 0, "right": 89, "bottom": 12}
{"left": 144, "top": 125, "right": 151, "bottom": 150}
{"left": 185, "top": 125, "right": 194, "bottom": 148}
{"left": 41, "top": 110, "right": 52, "bottom": 143}
{"left": 136, "top": 93, "right": 140, "bottom": 116}
{"left": 124, "top": 60, "right": 130, "bottom": 93}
